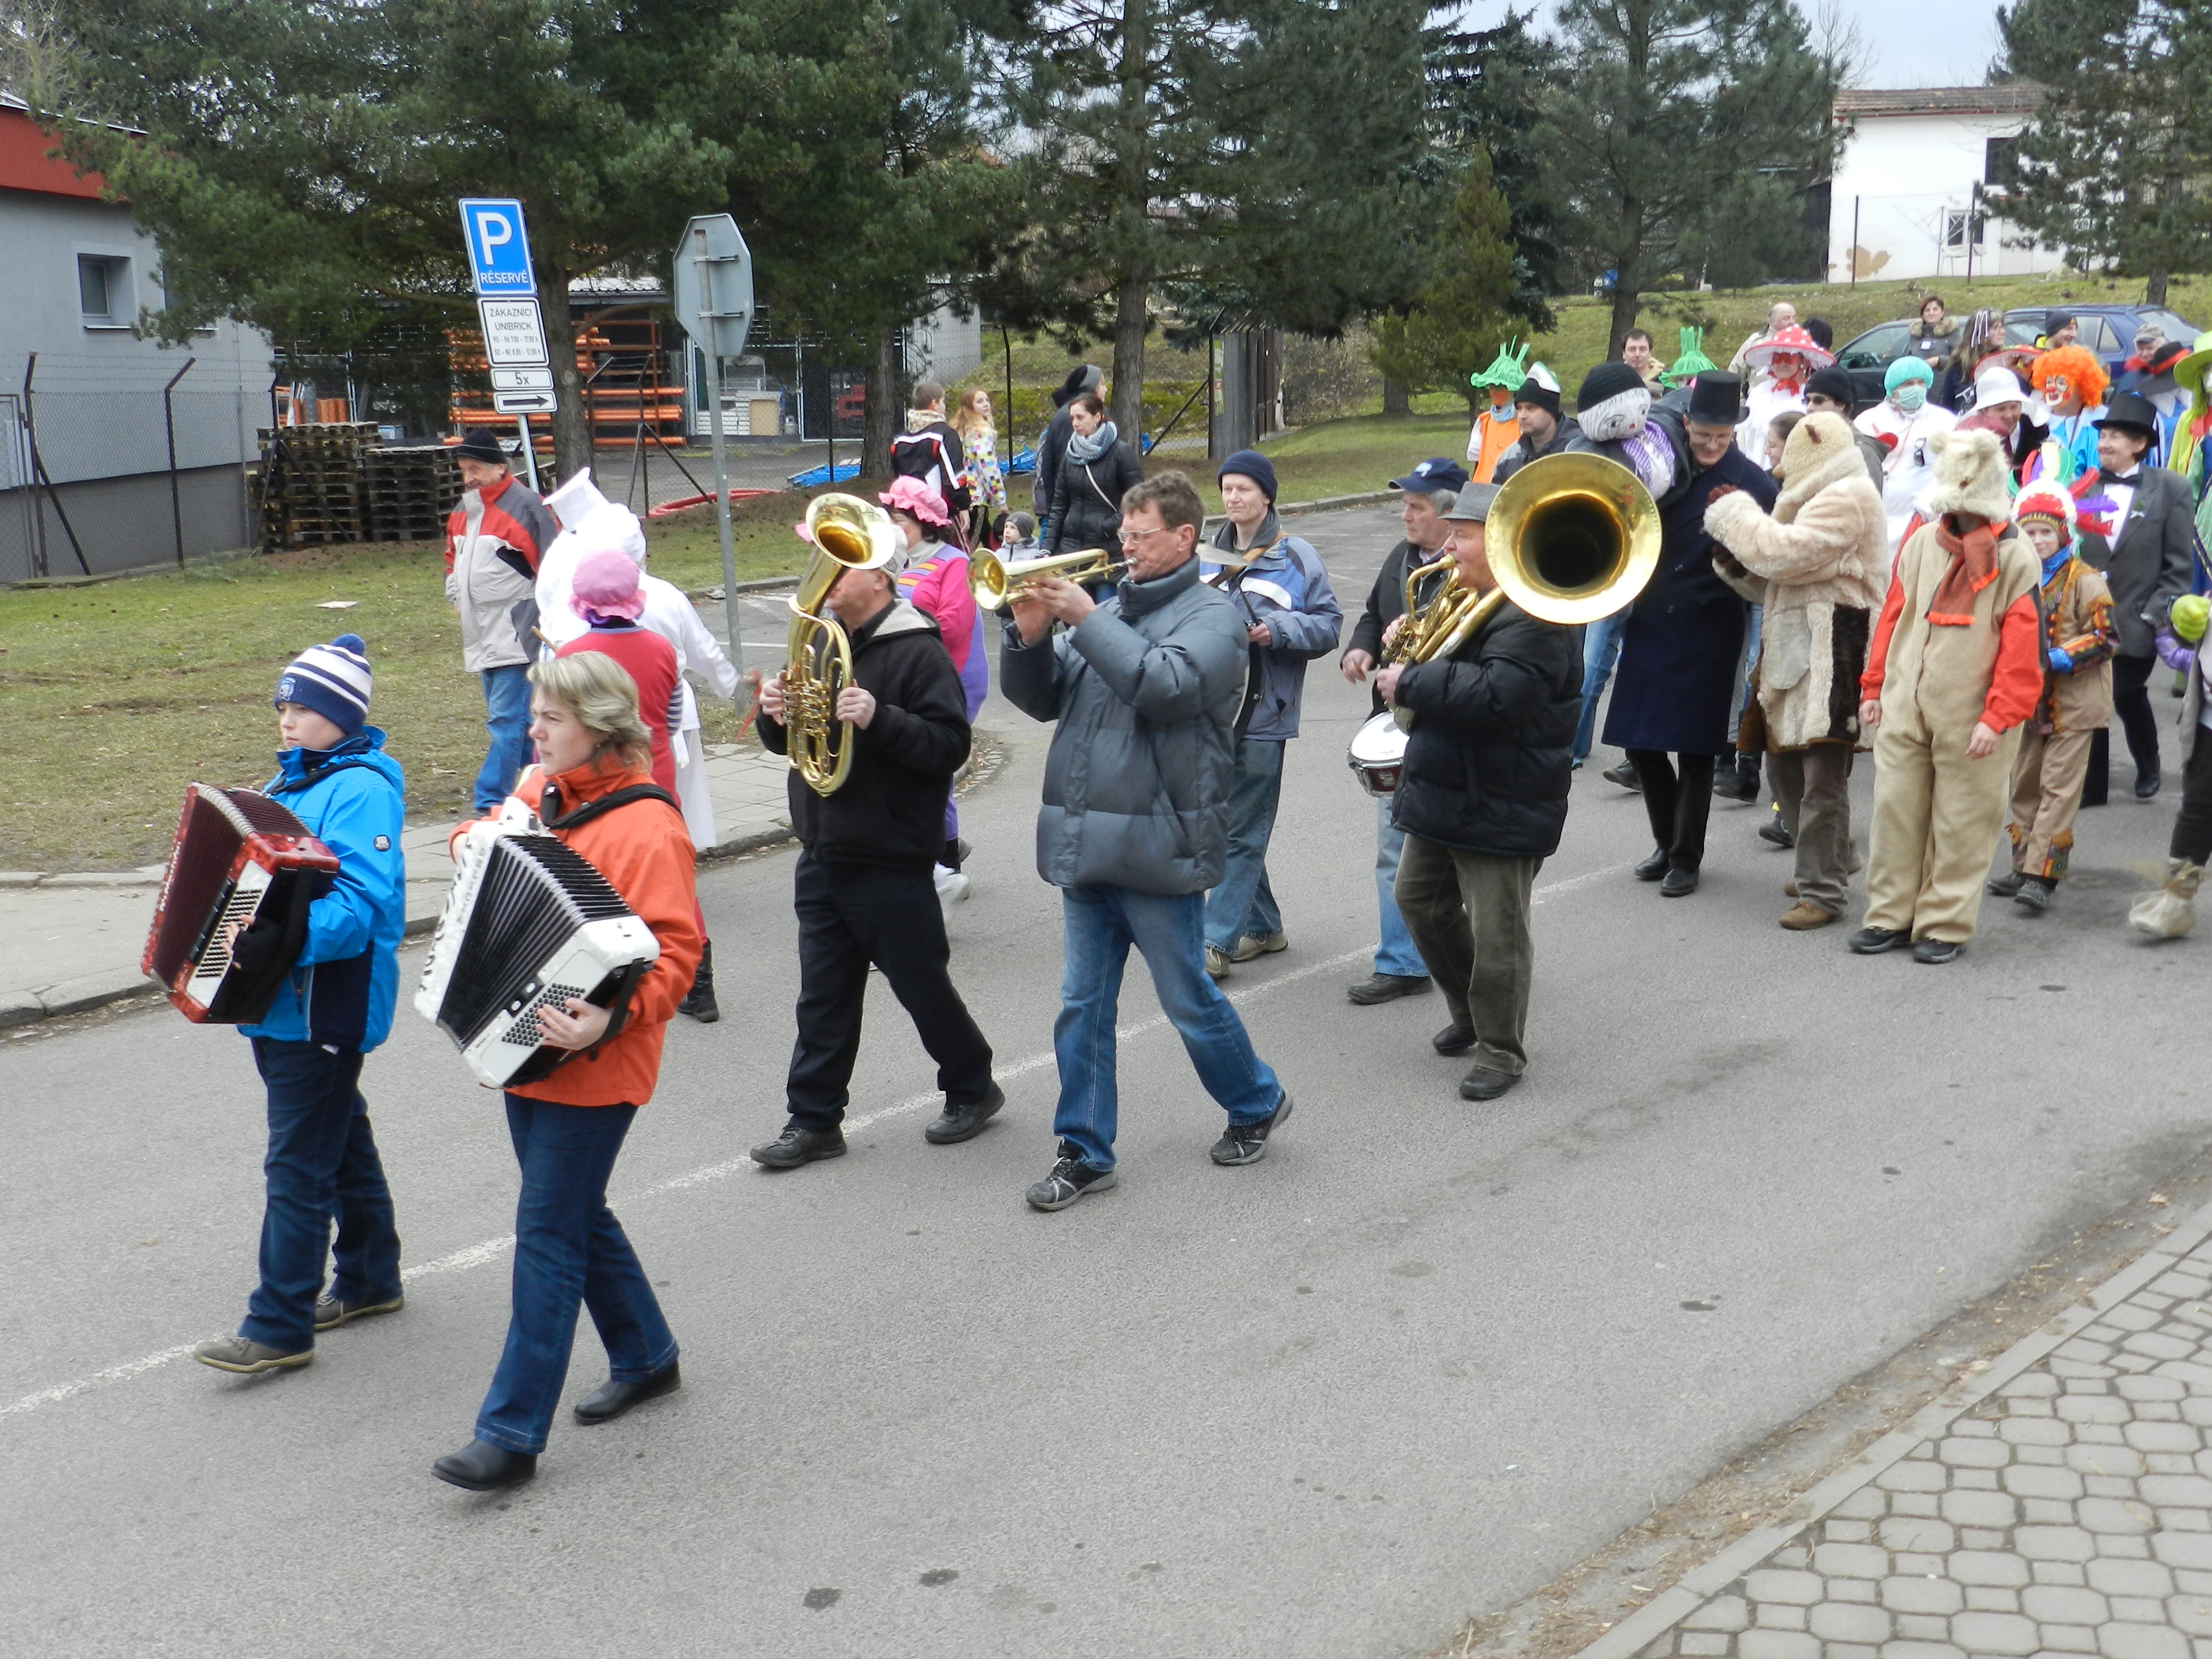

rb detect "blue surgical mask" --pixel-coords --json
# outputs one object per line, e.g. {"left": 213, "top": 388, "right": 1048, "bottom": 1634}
{"left": 1892, "top": 383, "right": 1928, "bottom": 414}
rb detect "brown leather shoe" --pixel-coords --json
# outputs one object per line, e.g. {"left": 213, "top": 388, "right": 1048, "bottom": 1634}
{"left": 1779, "top": 901, "right": 1835, "bottom": 931}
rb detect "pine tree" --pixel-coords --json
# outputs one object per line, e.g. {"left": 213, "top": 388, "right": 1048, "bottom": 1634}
{"left": 1534, "top": 0, "right": 1839, "bottom": 356}
{"left": 1367, "top": 148, "right": 1518, "bottom": 411}
{"left": 1996, "top": 0, "right": 2212, "bottom": 305}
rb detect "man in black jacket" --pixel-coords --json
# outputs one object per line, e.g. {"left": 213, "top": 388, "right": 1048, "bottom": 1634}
{"left": 1340, "top": 457, "right": 1465, "bottom": 1004}
{"left": 2077, "top": 390, "right": 2198, "bottom": 802}
{"left": 1491, "top": 364, "right": 1576, "bottom": 484}
{"left": 1375, "top": 483, "right": 1582, "bottom": 1102}
{"left": 752, "top": 561, "right": 1000, "bottom": 1166}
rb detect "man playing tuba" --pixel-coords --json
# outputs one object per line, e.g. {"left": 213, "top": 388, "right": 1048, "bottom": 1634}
{"left": 753, "top": 507, "right": 1003, "bottom": 1168}
{"left": 1374, "top": 483, "right": 1584, "bottom": 1102}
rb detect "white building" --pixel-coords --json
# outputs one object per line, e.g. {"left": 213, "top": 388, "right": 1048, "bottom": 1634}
{"left": 1827, "top": 86, "right": 2062, "bottom": 284}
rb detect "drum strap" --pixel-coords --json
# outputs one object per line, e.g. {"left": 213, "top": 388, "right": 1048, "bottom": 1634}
{"left": 539, "top": 782, "right": 679, "bottom": 830}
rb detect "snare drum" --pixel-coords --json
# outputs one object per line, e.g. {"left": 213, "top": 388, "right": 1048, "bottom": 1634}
{"left": 1347, "top": 709, "right": 1409, "bottom": 797}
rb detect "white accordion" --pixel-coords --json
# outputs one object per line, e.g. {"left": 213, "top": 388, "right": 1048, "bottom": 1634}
{"left": 415, "top": 820, "right": 660, "bottom": 1088}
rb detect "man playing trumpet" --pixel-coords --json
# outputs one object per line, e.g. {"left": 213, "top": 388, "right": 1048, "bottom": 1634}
{"left": 1374, "top": 484, "right": 1583, "bottom": 1102}
{"left": 753, "top": 544, "right": 1001, "bottom": 1167}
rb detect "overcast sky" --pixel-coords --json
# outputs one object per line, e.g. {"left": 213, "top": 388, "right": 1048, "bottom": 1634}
{"left": 1456, "top": 0, "right": 2009, "bottom": 90}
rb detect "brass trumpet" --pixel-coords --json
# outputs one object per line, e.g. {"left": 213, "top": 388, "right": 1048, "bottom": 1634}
{"left": 1389, "top": 452, "right": 1661, "bottom": 732}
{"left": 969, "top": 546, "right": 1123, "bottom": 609}
{"left": 784, "top": 493, "right": 900, "bottom": 796}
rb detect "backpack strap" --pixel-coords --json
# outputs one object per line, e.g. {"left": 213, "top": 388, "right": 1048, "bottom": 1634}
{"left": 539, "top": 782, "right": 679, "bottom": 830}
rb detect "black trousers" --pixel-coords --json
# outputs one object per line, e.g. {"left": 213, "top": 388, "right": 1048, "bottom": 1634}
{"left": 2174, "top": 733, "right": 2212, "bottom": 867}
{"left": 1626, "top": 749, "right": 1716, "bottom": 873}
{"left": 786, "top": 852, "right": 993, "bottom": 1129}
{"left": 2085, "top": 654, "right": 2163, "bottom": 805}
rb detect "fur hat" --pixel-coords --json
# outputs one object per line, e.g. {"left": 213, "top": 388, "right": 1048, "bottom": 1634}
{"left": 1775, "top": 411, "right": 1866, "bottom": 514}
{"left": 2012, "top": 483, "right": 2077, "bottom": 539}
{"left": 1926, "top": 428, "right": 2013, "bottom": 524}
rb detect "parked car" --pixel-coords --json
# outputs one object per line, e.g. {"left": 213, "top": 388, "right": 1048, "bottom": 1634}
{"left": 1834, "top": 302, "right": 2201, "bottom": 411}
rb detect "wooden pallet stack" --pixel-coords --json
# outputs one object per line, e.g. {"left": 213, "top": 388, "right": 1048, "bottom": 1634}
{"left": 256, "top": 422, "right": 378, "bottom": 548}
{"left": 362, "top": 446, "right": 461, "bottom": 544}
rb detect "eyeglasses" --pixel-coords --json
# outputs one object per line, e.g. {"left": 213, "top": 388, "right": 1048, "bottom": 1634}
{"left": 1118, "top": 525, "right": 1177, "bottom": 547}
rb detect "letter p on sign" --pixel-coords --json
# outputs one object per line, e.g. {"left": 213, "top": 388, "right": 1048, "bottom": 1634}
{"left": 458, "top": 197, "right": 536, "bottom": 296}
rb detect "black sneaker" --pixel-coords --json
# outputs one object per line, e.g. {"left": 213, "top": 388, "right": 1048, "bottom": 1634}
{"left": 1026, "top": 1144, "right": 1118, "bottom": 1211}
{"left": 1912, "top": 937, "right": 1964, "bottom": 964}
{"left": 1210, "top": 1092, "right": 1293, "bottom": 1166}
{"left": 1848, "top": 926, "right": 1910, "bottom": 954}
{"left": 1347, "top": 972, "right": 1431, "bottom": 1005}
{"left": 1758, "top": 813, "right": 1796, "bottom": 849}
{"left": 677, "top": 941, "right": 719, "bottom": 1022}
{"left": 749, "top": 1123, "right": 847, "bottom": 1168}
{"left": 1986, "top": 870, "right": 2025, "bottom": 899}
{"left": 2015, "top": 877, "right": 2054, "bottom": 914}
{"left": 925, "top": 1082, "right": 1005, "bottom": 1145}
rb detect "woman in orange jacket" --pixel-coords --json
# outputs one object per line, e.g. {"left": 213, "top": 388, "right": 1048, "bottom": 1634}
{"left": 433, "top": 651, "right": 703, "bottom": 1493}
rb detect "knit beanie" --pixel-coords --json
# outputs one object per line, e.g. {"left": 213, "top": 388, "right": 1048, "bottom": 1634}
{"left": 1804, "top": 366, "right": 1855, "bottom": 406}
{"left": 572, "top": 549, "right": 646, "bottom": 624}
{"left": 1514, "top": 362, "right": 1563, "bottom": 418}
{"left": 274, "top": 633, "right": 372, "bottom": 734}
{"left": 1885, "top": 356, "right": 1934, "bottom": 393}
{"left": 2013, "top": 483, "right": 2077, "bottom": 541}
{"left": 1578, "top": 361, "right": 1644, "bottom": 411}
{"left": 1218, "top": 448, "right": 1278, "bottom": 502}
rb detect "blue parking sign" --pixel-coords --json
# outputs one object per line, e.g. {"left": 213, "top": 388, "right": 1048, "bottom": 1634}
{"left": 458, "top": 199, "right": 535, "bottom": 296}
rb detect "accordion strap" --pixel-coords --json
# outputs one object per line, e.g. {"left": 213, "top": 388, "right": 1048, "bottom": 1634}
{"left": 539, "top": 782, "right": 679, "bottom": 831}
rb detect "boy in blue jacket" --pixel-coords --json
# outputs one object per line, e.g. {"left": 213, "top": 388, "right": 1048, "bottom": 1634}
{"left": 192, "top": 634, "right": 409, "bottom": 1374}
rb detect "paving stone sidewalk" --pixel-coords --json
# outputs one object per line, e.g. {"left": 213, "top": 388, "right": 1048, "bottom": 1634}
{"left": 1592, "top": 1217, "right": 2212, "bottom": 1659}
{"left": 0, "top": 743, "right": 794, "bottom": 1029}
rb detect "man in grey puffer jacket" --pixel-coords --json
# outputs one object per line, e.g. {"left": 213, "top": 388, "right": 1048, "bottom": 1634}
{"left": 1001, "top": 470, "right": 1292, "bottom": 1212}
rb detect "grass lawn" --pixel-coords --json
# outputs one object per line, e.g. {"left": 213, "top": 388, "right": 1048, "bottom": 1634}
{"left": 1248, "top": 411, "right": 1473, "bottom": 505}
{"left": 0, "top": 492, "right": 817, "bottom": 872}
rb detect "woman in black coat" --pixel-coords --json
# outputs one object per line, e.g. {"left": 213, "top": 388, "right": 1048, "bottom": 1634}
{"left": 1047, "top": 392, "right": 1145, "bottom": 558}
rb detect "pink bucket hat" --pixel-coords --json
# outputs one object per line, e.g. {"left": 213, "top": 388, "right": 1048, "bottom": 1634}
{"left": 571, "top": 549, "right": 645, "bottom": 624}
{"left": 878, "top": 476, "right": 953, "bottom": 530}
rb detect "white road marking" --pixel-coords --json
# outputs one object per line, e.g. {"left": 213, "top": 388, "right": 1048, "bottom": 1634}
{"left": 1, "top": 858, "right": 1629, "bottom": 1423}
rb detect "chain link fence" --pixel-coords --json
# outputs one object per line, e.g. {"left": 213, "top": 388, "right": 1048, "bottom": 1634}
{"left": 1, "top": 358, "right": 258, "bottom": 582}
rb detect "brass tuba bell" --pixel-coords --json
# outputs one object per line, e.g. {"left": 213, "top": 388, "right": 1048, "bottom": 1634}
{"left": 785, "top": 493, "right": 901, "bottom": 796}
{"left": 1386, "top": 452, "right": 1661, "bottom": 732}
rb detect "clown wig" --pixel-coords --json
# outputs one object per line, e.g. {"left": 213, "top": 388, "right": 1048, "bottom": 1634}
{"left": 2028, "top": 344, "right": 2109, "bottom": 411}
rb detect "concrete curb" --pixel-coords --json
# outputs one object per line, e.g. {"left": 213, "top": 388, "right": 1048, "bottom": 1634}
{"left": 1568, "top": 1193, "right": 2212, "bottom": 1659}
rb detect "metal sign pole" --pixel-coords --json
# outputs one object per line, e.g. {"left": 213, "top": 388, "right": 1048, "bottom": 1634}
{"left": 515, "top": 415, "right": 540, "bottom": 493}
{"left": 696, "top": 226, "right": 744, "bottom": 676}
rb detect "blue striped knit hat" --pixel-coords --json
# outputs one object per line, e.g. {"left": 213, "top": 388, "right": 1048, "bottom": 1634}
{"left": 274, "top": 633, "right": 372, "bottom": 734}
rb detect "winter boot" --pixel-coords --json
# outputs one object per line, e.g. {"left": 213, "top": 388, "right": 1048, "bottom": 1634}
{"left": 678, "top": 940, "right": 720, "bottom": 1022}
{"left": 2130, "top": 859, "right": 2204, "bottom": 939}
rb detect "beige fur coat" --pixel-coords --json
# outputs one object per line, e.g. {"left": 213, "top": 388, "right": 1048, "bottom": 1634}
{"left": 1704, "top": 412, "right": 1891, "bottom": 750}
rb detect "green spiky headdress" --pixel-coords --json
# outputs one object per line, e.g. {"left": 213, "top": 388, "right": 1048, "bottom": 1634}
{"left": 1469, "top": 337, "right": 1531, "bottom": 393}
{"left": 1660, "top": 327, "right": 1715, "bottom": 388}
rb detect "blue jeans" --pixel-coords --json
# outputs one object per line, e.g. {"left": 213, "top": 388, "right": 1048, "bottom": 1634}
{"left": 1374, "top": 797, "right": 1427, "bottom": 977}
{"left": 1574, "top": 611, "right": 1629, "bottom": 761}
{"left": 1052, "top": 884, "right": 1282, "bottom": 1171}
{"left": 475, "top": 662, "right": 534, "bottom": 811}
{"left": 240, "top": 1038, "right": 401, "bottom": 1355}
{"left": 1728, "top": 604, "right": 1764, "bottom": 741}
{"left": 1203, "top": 738, "right": 1286, "bottom": 951}
{"left": 475, "top": 1097, "right": 677, "bottom": 1455}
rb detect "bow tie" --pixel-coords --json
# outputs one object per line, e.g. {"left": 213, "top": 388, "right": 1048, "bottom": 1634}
{"left": 2098, "top": 468, "right": 2141, "bottom": 487}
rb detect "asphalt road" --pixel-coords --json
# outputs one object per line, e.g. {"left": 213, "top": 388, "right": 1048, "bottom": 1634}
{"left": 4, "top": 503, "right": 2205, "bottom": 1658}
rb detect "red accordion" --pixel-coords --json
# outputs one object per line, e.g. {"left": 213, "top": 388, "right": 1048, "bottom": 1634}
{"left": 142, "top": 785, "right": 341, "bottom": 1024}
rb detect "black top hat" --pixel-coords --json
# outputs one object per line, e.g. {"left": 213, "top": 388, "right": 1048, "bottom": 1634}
{"left": 453, "top": 429, "right": 510, "bottom": 466}
{"left": 2095, "top": 390, "right": 2162, "bottom": 437}
{"left": 1686, "top": 371, "right": 1743, "bottom": 426}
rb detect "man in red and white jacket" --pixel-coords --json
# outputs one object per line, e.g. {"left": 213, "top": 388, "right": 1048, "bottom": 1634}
{"left": 445, "top": 429, "right": 559, "bottom": 811}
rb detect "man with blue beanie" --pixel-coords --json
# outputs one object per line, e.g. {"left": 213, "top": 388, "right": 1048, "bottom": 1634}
{"left": 1202, "top": 449, "right": 1343, "bottom": 977}
{"left": 191, "top": 633, "right": 409, "bottom": 1374}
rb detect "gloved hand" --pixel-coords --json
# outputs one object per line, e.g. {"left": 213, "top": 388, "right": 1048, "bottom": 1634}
{"left": 2047, "top": 646, "right": 2074, "bottom": 674}
{"left": 2173, "top": 594, "right": 2210, "bottom": 644}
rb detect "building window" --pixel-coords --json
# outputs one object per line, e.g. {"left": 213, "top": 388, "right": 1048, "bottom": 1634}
{"left": 1985, "top": 134, "right": 2020, "bottom": 191}
{"left": 77, "top": 255, "right": 130, "bottom": 326}
{"left": 1944, "top": 210, "right": 1986, "bottom": 251}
